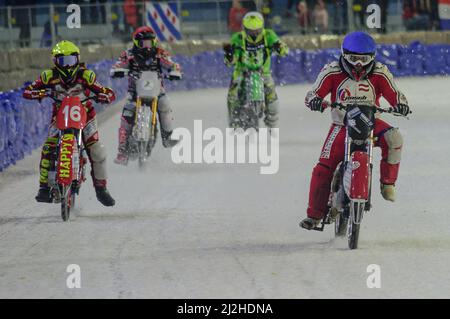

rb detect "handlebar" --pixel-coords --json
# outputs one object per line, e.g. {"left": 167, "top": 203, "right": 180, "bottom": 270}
{"left": 327, "top": 102, "right": 411, "bottom": 117}
{"left": 37, "top": 89, "right": 100, "bottom": 104}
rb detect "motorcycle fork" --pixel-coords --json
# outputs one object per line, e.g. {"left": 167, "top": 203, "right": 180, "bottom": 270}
{"left": 348, "top": 131, "right": 374, "bottom": 225}
{"left": 135, "top": 96, "right": 142, "bottom": 125}
{"left": 151, "top": 97, "right": 158, "bottom": 137}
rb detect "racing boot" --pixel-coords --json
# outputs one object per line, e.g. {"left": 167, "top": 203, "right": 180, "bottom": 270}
{"left": 114, "top": 152, "right": 128, "bottom": 166}
{"left": 95, "top": 186, "right": 115, "bottom": 207}
{"left": 381, "top": 183, "right": 396, "bottom": 202}
{"left": 299, "top": 217, "right": 321, "bottom": 230}
{"left": 35, "top": 186, "right": 52, "bottom": 203}
{"left": 161, "top": 129, "right": 179, "bottom": 148}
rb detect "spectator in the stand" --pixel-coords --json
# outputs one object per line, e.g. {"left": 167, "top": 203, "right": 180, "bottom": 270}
{"left": 228, "top": 0, "right": 248, "bottom": 33}
{"left": 124, "top": 0, "right": 138, "bottom": 33}
{"left": 8, "top": 0, "right": 37, "bottom": 47}
{"left": 430, "top": 0, "right": 440, "bottom": 30}
{"left": 286, "top": 0, "right": 297, "bottom": 18}
{"left": 262, "top": 0, "right": 273, "bottom": 27}
{"left": 40, "top": 14, "right": 59, "bottom": 48}
{"left": 328, "top": 0, "right": 347, "bottom": 34}
{"left": 297, "top": 1, "right": 310, "bottom": 32}
{"left": 352, "top": 0, "right": 366, "bottom": 29}
{"left": 312, "top": 0, "right": 328, "bottom": 33}
{"left": 90, "top": 0, "right": 108, "bottom": 24}
{"left": 403, "top": 0, "right": 432, "bottom": 31}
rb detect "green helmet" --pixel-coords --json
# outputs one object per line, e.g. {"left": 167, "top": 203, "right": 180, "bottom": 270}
{"left": 51, "top": 40, "right": 80, "bottom": 83}
{"left": 242, "top": 12, "right": 264, "bottom": 43}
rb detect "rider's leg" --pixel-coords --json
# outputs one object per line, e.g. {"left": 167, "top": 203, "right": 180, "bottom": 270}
{"left": 263, "top": 74, "right": 279, "bottom": 128}
{"left": 83, "top": 113, "right": 115, "bottom": 207}
{"left": 115, "top": 101, "right": 136, "bottom": 164}
{"left": 302, "top": 125, "right": 346, "bottom": 228}
{"left": 36, "top": 122, "right": 58, "bottom": 203}
{"left": 227, "top": 74, "right": 241, "bottom": 127}
{"left": 158, "top": 94, "right": 178, "bottom": 148}
{"left": 374, "top": 119, "right": 403, "bottom": 201}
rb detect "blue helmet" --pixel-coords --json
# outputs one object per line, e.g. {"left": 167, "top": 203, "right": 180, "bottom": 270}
{"left": 341, "top": 32, "right": 377, "bottom": 79}
{"left": 342, "top": 31, "right": 376, "bottom": 55}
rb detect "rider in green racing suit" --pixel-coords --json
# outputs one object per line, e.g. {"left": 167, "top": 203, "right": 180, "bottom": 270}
{"left": 224, "top": 11, "right": 289, "bottom": 128}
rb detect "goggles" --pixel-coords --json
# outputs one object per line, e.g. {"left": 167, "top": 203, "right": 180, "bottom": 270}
{"left": 54, "top": 55, "right": 78, "bottom": 67}
{"left": 141, "top": 39, "right": 155, "bottom": 48}
{"left": 343, "top": 53, "right": 374, "bottom": 66}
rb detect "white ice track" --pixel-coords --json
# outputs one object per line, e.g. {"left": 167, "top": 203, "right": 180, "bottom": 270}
{"left": 0, "top": 77, "right": 449, "bottom": 299}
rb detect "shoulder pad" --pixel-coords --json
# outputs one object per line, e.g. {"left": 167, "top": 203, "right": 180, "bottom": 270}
{"left": 372, "top": 62, "right": 394, "bottom": 77}
{"left": 82, "top": 69, "right": 96, "bottom": 85}
{"left": 40, "top": 69, "right": 53, "bottom": 84}
{"left": 230, "top": 32, "right": 243, "bottom": 45}
{"left": 323, "top": 61, "right": 341, "bottom": 72}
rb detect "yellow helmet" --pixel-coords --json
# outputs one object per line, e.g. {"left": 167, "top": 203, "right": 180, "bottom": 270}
{"left": 242, "top": 12, "right": 264, "bottom": 42}
{"left": 51, "top": 40, "right": 80, "bottom": 83}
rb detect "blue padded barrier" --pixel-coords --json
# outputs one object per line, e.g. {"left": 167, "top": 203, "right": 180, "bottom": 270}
{"left": 2, "top": 41, "right": 450, "bottom": 172}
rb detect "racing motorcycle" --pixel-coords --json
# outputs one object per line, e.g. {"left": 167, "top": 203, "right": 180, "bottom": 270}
{"left": 233, "top": 52, "right": 265, "bottom": 131}
{"left": 312, "top": 102, "right": 409, "bottom": 249}
{"left": 45, "top": 94, "right": 91, "bottom": 221}
{"left": 126, "top": 70, "right": 164, "bottom": 169}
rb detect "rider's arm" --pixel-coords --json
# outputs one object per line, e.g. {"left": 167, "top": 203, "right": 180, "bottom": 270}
{"left": 157, "top": 48, "right": 182, "bottom": 79}
{"left": 372, "top": 63, "right": 408, "bottom": 108}
{"left": 83, "top": 69, "right": 116, "bottom": 104}
{"left": 305, "top": 63, "right": 337, "bottom": 110}
{"left": 224, "top": 32, "right": 242, "bottom": 67}
{"left": 110, "top": 50, "right": 130, "bottom": 78}
{"left": 23, "top": 70, "right": 53, "bottom": 100}
{"left": 266, "top": 29, "right": 289, "bottom": 57}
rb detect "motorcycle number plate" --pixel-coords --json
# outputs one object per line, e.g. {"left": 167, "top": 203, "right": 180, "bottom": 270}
{"left": 56, "top": 96, "right": 87, "bottom": 130}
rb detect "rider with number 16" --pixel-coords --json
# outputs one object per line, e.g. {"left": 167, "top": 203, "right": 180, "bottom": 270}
{"left": 23, "top": 40, "right": 116, "bottom": 207}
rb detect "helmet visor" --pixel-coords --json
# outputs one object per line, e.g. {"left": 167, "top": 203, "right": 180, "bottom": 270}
{"left": 139, "top": 39, "right": 154, "bottom": 48}
{"left": 343, "top": 53, "right": 374, "bottom": 67}
{"left": 55, "top": 55, "right": 78, "bottom": 67}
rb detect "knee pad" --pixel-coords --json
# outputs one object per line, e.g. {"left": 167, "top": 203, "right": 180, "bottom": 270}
{"left": 383, "top": 128, "right": 403, "bottom": 164}
{"left": 87, "top": 142, "right": 107, "bottom": 180}
{"left": 83, "top": 117, "right": 99, "bottom": 145}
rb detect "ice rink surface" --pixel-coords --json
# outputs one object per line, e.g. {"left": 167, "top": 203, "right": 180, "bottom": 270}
{"left": 0, "top": 77, "right": 449, "bottom": 298}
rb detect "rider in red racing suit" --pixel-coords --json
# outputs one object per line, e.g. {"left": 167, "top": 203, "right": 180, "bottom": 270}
{"left": 300, "top": 32, "right": 411, "bottom": 230}
{"left": 23, "top": 40, "right": 116, "bottom": 206}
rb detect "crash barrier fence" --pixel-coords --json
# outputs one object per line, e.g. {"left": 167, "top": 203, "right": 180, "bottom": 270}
{"left": 1, "top": 40, "right": 449, "bottom": 171}
{"left": 2, "top": 30, "right": 450, "bottom": 92}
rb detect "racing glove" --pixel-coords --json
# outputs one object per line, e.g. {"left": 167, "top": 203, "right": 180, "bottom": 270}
{"left": 273, "top": 41, "right": 289, "bottom": 57}
{"left": 307, "top": 96, "right": 325, "bottom": 112}
{"left": 223, "top": 43, "right": 234, "bottom": 64}
{"left": 168, "top": 69, "right": 182, "bottom": 80}
{"left": 97, "top": 87, "right": 116, "bottom": 104}
{"left": 392, "top": 103, "right": 410, "bottom": 116}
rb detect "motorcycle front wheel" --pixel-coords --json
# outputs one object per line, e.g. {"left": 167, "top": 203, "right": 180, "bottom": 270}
{"left": 61, "top": 185, "right": 71, "bottom": 222}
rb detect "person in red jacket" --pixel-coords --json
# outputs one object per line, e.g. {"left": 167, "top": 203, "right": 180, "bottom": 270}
{"left": 300, "top": 32, "right": 411, "bottom": 230}
{"left": 23, "top": 40, "right": 116, "bottom": 206}
{"left": 228, "top": 0, "right": 248, "bottom": 33}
